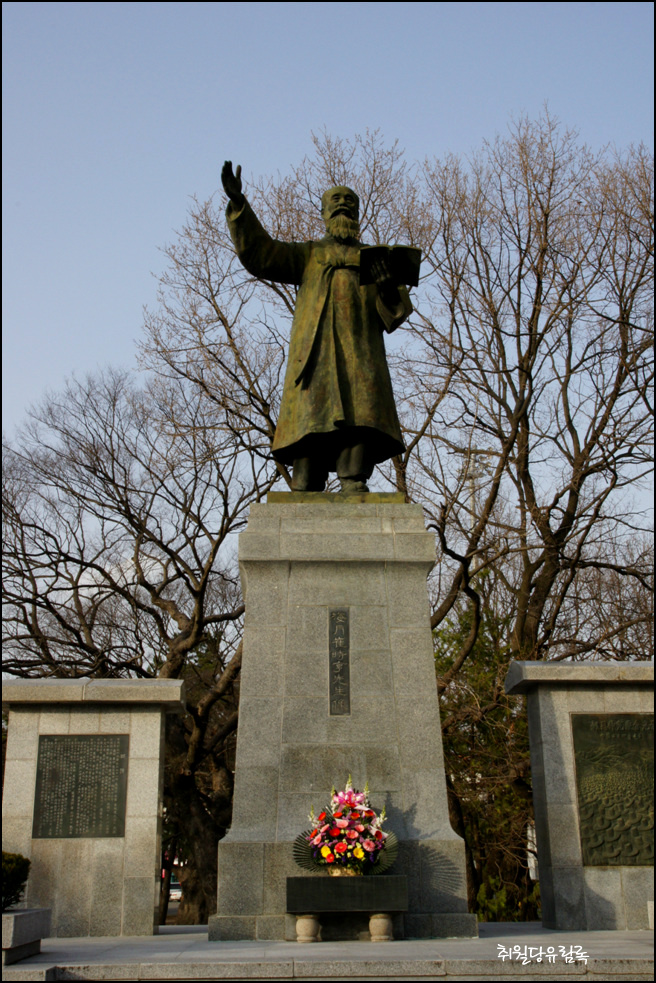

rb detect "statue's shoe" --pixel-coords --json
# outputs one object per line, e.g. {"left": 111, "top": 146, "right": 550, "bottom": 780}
{"left": 339, "top": 478, "right": 369, "bottom": 493}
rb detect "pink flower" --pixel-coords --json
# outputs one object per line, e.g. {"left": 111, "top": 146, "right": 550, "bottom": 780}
{"left": 355, "top": 824, "right": 365, "bottom": 832}
{"left": 346, "top": 829, "right": 358, "bottom": 840}
{"left": 335, "top": 819, "right": 349, "bottom": 829}
{"left": 362, "top": 840, "right": 376, "bottom": 852}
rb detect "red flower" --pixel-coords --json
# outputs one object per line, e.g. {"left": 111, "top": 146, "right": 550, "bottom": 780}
{"left": 335, "top": 842, "right": 348, "bottom": 854}
{"left": 325, "top": 853, "right": 335, "bottom": 863}
{"left": 317, "top": 812, "right": 326, "bottom": 822}
{"left": 330, "top": 827, "right": 341, "bottom": 837}
{"left": 374, "top": 831, "right": 384, "bottom": 840}
{"left": 334, "top": 811, "right": 343, "bottom": 818}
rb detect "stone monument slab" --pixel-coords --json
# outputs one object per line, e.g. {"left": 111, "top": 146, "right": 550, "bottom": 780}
{"left": 2, "top": 678, "right": 185, "bottom": 938}
{"left": 505, "top": 660, "right": 653, "bottom": 931}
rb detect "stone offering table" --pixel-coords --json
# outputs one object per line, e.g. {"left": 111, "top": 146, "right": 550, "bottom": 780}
{"left": 209, "top": 493, "right": 477, "bottom": 941}
{"left": 505, "top": 660, "right": 653, "bottom": 931}
{"left": 2, "top": 678, "right": 185, "bottom": 938}
{"left": 286, "top": 874, "right": 408, "bottom": 942}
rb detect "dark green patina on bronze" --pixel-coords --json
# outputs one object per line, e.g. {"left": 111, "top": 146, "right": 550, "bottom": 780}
{"left": 33, "top": 734, "right": 129, "bottom": 839}
{"left": 222, "top": 162, "right": 417, "bottom": 491}
{"left": 572, "top": 713, "right": 654, "bottom": 867}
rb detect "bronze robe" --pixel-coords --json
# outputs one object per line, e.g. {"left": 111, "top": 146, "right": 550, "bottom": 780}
{"left": 227, "top": 199, "right": 411, "bottom": 467}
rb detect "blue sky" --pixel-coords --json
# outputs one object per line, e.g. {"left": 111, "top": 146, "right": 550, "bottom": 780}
{"left": 3, "top": 1, "right": 654, "bottom": 435}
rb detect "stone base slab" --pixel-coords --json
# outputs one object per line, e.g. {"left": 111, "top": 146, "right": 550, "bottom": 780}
{"left": 2, "top": 909, "right": 51, "bottom": 965}
{"left": 2, "top": 937, "right": 654, "bottom": 982}
{"left": 1, "top": 924, "right": 654, "bottom": 979}
{"left": 2, "top": 939, "right": 41, "bottom": 967}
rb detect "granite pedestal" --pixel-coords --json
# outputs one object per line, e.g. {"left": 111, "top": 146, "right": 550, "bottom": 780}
{"left": 505, "top": 661, "right": 653, "bottom": 931}
{"left": 208, "top": 494, "right": 477, "bottom": 941}
{"left": 2, "top": 678, "right": 185, "bottom": 938}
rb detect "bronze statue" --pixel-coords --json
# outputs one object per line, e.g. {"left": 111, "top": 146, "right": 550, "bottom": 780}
{"left": 222, "top": 161, "right": 413, "bottom": 493}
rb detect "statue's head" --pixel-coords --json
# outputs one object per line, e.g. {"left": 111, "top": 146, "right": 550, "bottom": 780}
{"left": 321, "top": 186, "right": 360, "bottom": 241}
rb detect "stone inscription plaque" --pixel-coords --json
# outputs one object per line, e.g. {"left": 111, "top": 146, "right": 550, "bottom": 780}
{"left": 329, "top": 608, "right": 350, "bottom": 715}
{"left": 33, "top": 735, "right": 129, "bottom": 839}
{"left": 572, "top": 714, "right": 654, "bottom": 867}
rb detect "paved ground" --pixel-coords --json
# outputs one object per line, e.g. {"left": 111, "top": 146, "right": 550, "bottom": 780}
{"left": 163, "top": 902, "right": 179, "bottom": 927}
{"left": 3, "top": 922, "right": 653, "bottom": 981}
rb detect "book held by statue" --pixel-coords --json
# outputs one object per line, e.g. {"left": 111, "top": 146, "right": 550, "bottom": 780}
{"left": 359, "top": 245, "right": 422, "bottom": 287}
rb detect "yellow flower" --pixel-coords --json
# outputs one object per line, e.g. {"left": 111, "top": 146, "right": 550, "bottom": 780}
{"left": 353, "top": 847, "right": 365, "bottom": 860}
{"left": 321, "top": 845, "right": 332, "bottom": 858}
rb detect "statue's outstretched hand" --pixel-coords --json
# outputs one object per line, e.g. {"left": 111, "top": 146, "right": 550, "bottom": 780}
{"left": 222, "top": 161, "right": 244, "bottom": 208}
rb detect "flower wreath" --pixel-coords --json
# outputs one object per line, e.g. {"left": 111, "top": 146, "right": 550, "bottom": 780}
{"left": 293, "top": 776, "right": 398, "bottom": 874}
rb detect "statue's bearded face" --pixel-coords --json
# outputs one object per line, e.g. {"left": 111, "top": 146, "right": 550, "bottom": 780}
{"left": 322, "top": 186, "right": 360, "bottom": 241}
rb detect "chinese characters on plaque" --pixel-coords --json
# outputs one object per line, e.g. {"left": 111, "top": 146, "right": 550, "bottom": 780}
{"left": 32, "top": 735, "right": 130, "bottom": 839}
{"left": 329, "top": 609, "right": 350, "bottom": 715}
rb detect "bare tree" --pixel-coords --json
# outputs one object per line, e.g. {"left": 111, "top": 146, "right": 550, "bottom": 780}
{"left": 407, "top": 117, "right": 653, "bottom": 664}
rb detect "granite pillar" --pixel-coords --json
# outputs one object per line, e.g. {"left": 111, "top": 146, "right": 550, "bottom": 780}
{"left": 208, "top": 494, "right": 477, "bottom": 941}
